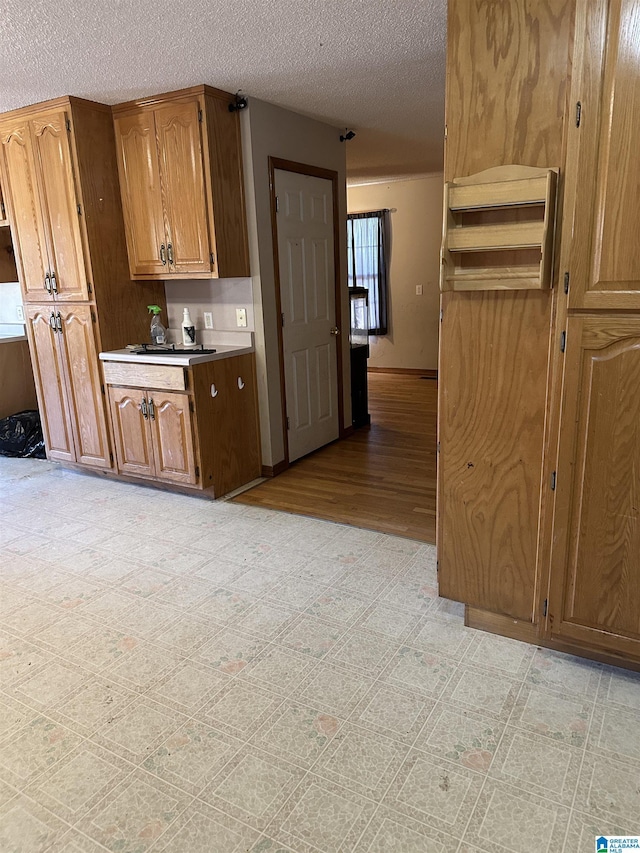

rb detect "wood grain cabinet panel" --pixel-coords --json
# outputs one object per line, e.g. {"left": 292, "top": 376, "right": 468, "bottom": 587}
{"left": 148, "top": 391, "right": 197, "bottom": 485}
{"left": 113, "top": 86, "right": 249, "bottom": 280}
{"left": 112, "top": 111, "right": 166, "bottom": 277}
{"left": 0, "top": 120, "right": 51, "bottom": 301}
{"left": 31, "top": 111, "right": 89, "bottom": 301}
{"left": 26, "top": 303, "right": 110, "bottom": 469}
{"left": 155, "top": 100, "right": 211, "bottom": 275}
{"left": 57, "top": 305, "right": 110, "bottom": 469}
{"left": 565, "top": 0, "right": 640, "bottom": 310}
{"left": 108, "top": 386, "right": 155, "bottom": 477}
{"left": 26, "top": 305, "right": 75, "bottom": 462}
{"left": 549, "top": 317, "right": 640, "bottom": 658}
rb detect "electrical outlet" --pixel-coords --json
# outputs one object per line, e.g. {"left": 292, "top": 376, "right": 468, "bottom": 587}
{"left": 16, "top": 305, "right": 25, "bottom": 322}
{"left": 236, "top": 307, "right": 247, "bottom": 328}
{"left": 416, "top": 285, "right": 423, "bottom": 296}
{"left": 203, "top": 312, "right": 213, "bottom": 329}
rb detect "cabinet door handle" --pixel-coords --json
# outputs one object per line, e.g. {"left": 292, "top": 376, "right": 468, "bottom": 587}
{"left": 237, "top": 377, "right": 245, "bottom": 390}
{"left": 49, "top": 312, "right": 57, "bottom": 332}
{"left": 167, "top": 243, "right": 174, "bottom": 265}
{"left": 148, "top": 398, "right": 155, "bottom": 420}
{"left": 55, "top": 312, "right": 62, "bottom": 333}
{"left": 44, "top": 273, "right": 52, "bottom": 294}
{"left": 141, "top": 398, "right": 148, "bottom": 419}
{"left": 50, "top": 271, "right": 58, "bottom": 294}
{"left": 160, "top": 244, "right": 167, "bottom": 265}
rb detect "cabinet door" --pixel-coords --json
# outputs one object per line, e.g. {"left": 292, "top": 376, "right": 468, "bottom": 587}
{"left": 0, "top": 120, "right": 52, "bottom": 302}
{"left": 155, "top": 99, "right": 212, "bottom": 275}
{"left": 113, "top": 111, "right": 167, "bottom": 277}
{"left": 548, "top": 317, "right": 640, "bottom": 659}
{"left": 148, "top": 391, "right": 197, "bottom": 484}
{"left": 57, "top": 305, "right": 111, "bottom": 469}
{"left": 25, "top": 305, "right": 75, "bottom": 462}
{"left": 566, "top": 0, "right": 640, "bottom": 309}
{"left": 108, "top": 386, "right": 155, "bottom": 477}
{"left": 31, "top": 111, "right": 89, "bottom": 301}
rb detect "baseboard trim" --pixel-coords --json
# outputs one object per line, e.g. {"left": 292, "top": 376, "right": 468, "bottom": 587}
{"left": 367, "top": 367, "right": 438, "bottom": 378}
{"left": 261, "top": 459, "right": 288, "bottom": 478}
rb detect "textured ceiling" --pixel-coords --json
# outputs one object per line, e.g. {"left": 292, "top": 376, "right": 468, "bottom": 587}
{"left": 0, "top": 0, "right": 446, "bottom": 179}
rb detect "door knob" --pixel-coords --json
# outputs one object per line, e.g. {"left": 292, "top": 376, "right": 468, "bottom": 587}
{"left": 330, "top": 327, "right": 340, "bottom": 336}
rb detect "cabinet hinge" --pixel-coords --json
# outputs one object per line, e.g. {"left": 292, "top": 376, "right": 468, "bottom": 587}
{"left": 436, "top": 441, "right": 440, "bottom": 454}
{"left": 0, "top": 201, "right": 5, "bottom": 218}
{"left": 439, "top": 308, "right": 444, "bottom": 323}
{"left": 543, "top": 598, "right": 548, "bottom": 618}
{"left": 65, "top": 118, "right": 71, "bottom": 132}
{"left": 210, "top": 252, "right": 215, "bottom": 266}
{"left": 275, "top": 195, "right": 279, "bottom": 213}
{"left": 281, "top": 312, "right": 285, "bottom": 327}
{"left": 576, "top": 101, "right": 582, "bottom": 127}
{"left": 286, "top": 416, "right": 290, "bottom": 430}
{"left": 198, "top": 109, "right": 203, "bottom": 122}
{"left": 87, "top": 282, "right": 92, "bottom": 295}
{"left": 560, "top": 331, "right": 566, "bottom": 353}
{"left": 563, "top": 271, "right": 570, "bottom": 295}
{"left": 551, "top": 471, "right": 557, "bottom": 491}
{"left": 195, "top": 465, "right": 200, "bottom": 477}
{"left": 100, "top": 383, "right": 105, "bottom": 395}
{"left": 189, "top": 400, "right": 194, "bottom": 413}
{"left": 76, "top": 204, "right": 82, "bottom": 216}
{"left": 436, "top": 559, "right": 439, "bottom": 573}
{"left": 91, "top": 310, "right": 96, "bottom": 323}
{"left": 109, "top": 451, "right": 113, "bottom": 463}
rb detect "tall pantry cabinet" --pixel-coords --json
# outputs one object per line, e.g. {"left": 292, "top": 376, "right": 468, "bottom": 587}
{"left": 0, "top": 97, "right": 164, "bottom": 468}
{"left": 438, "top": 0, "right": 640, "bottom": 668}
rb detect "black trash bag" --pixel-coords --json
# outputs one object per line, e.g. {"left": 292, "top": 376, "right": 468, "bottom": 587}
{"left": 0, "top": 410, "right": 46, "bottom": 459}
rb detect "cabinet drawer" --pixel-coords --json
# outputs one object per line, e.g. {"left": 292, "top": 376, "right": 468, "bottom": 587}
{"left": 102, "top": 361, "right": 187, "bottom": 391}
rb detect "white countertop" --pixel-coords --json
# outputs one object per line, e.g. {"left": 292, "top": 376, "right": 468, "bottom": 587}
{"left": 0, "top": 335, "right": 28, "bottom": 344}
{"left": 99, "top": 343, "right": 254, "bottom": 367}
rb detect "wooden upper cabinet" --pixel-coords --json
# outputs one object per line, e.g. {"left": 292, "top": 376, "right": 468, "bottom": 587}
{"left": 113, "top": 86, "right": 249, "bottom": 280}
{"left": 565, "top": 0, "right": 640, "bottom": 309}
{"left": 549, "top": 316, "right": 640, "bottom": 658}
{"left": 113, "top": 110, "right": 167, "bottom": 277}
{"left": 0, "top": 109, "right": 89, "bottom": 303}
{"left": 31, "top": 111, "right": 89, "bottom": 302}
{"left": 0, "top": 120, "right": 51, "bottom": 301}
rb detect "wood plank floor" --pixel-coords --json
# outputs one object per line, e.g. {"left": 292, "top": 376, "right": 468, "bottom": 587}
{"left": 233, "top": 372, "right": 437, "bottom": 542}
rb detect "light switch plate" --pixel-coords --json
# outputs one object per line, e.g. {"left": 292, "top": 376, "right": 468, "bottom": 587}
{"left": 203, "top": 312, "right": 213, "bottom": 329}
{"left": 416, "top": 285, "right": 423, "bottom": 296}
{"left": 236, "top": 307, "right": 247, "bottom": 327}
{"left": 16, "top": 305, "right": 25, "bottom": 322}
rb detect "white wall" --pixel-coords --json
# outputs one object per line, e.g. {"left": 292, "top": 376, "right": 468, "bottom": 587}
{"left": 347, "top": 174, "right": 443, "bottom": 371}
{"left": 241, "top": 98, "right": 349, "bottom": 468}
{"left": 0, "top": 280, "right": 25, "bottom": 337}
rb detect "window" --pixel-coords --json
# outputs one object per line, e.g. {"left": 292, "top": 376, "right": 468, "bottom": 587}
{"left": 347, "top": 210, "right": 389, "bottom": 335}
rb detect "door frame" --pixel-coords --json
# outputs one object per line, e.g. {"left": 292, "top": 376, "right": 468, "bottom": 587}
{"left": 268, "top": 157, "right": 345, "bottom": 467}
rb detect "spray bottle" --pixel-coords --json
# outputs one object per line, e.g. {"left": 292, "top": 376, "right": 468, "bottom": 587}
{"left": 147, "top": 305, "right": 166, "bottom": 346}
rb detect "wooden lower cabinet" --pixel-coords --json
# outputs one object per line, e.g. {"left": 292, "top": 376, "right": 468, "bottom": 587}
{"left": 27, "top": 304, "right": 110, "bottom": 468}
{"left": 547, "top": 316, "right": 640, "bottom": 660}
{"left": 105, "top": 353, "right": 261, "bottom": 496}
{"left": 109, "top": 386, "right": 196, "bottom": 485}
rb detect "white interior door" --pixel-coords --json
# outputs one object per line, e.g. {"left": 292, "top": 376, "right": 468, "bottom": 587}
{"left": 275, "top": 169, "right": 340, "bottom": 462}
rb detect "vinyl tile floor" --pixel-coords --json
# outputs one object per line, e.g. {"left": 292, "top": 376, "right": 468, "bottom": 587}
{"left": 0, "top": 458, "right": 639, "bottom": 853}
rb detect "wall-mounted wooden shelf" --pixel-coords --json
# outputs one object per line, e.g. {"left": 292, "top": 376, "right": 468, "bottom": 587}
{"left": 440, "top": 165, "right": 559, "bottom": 291}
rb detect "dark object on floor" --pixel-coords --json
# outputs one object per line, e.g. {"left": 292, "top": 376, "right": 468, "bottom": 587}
{"left": 0, "top": 410, "right": 46, "bottom": 459}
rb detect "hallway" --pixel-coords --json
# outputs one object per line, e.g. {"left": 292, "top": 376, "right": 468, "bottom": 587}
{"left": 234, "top": 373, "right": 437, "bottom": 542}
